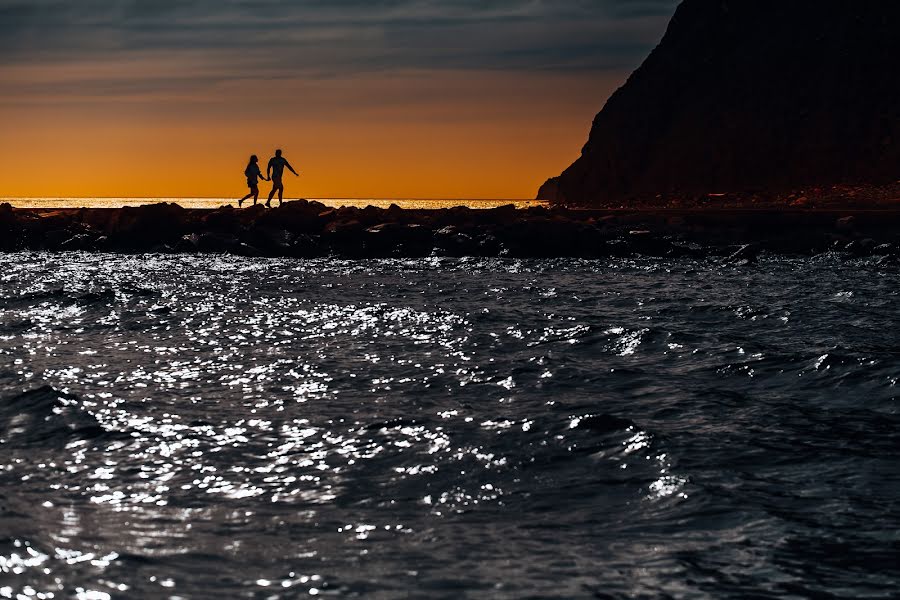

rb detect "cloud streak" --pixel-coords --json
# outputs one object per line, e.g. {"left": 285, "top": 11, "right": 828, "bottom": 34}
{"left": 0, "top": 0, "right": 678, "bottom": 74}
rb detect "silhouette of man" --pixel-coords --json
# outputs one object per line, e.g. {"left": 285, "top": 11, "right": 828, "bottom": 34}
{"left": 266, "top": 149, "right": 299, "bottom": 207}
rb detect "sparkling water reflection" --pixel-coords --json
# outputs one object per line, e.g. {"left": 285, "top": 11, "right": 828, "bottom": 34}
{"left": 0, "top": 197, "right": 546, "bottom": 210}
{"left": 0, "top": 253, "right": 898, "bottom": 598}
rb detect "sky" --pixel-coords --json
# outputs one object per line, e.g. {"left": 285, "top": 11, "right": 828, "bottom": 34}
{"left": 0, "top": 0, "right": 679, "bottom": 199}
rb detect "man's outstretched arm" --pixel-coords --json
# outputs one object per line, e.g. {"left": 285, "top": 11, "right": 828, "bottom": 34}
{"left": 285, "top": 160, "right": 299, "bottom": 176}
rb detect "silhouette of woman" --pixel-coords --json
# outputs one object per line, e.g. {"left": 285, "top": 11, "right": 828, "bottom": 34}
{"left": 239, "top": 155, "right": 268, "bottom": 207}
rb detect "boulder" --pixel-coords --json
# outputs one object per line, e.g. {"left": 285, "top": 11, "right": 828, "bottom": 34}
{"left": 433, "top": 226, "right": 480, "bottom": 257}
{"left": 60, "top": 234, "right": 98, "bottom": 251}
{"left": 196, "top": 232, "right": 241, "bottom": 254}
{"left": 257, "top": 200, "right": 322, "bottom": 232}
{"left": 106, "top": 203, "right": 188, "bottom": 248}
{"left": 364, "top": 223, "right": 433, "bottom": 257}
{"left": 243, "top": 227, "right": 294, "bottom": 254}
{"left": 202, "top": 205, "right": 242, "bottom": 233}
{"left": 174, "top": 233, "right": 200, "bottom": 253}
{"left": 836, "top": 216, "right": 856, "bottom": 231}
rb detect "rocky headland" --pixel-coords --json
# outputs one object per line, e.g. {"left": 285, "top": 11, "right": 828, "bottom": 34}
{"left": 2, "top": 200, "right": 900, "bottom": 263}
{"left": 539, "top": 0, "right": 900, "bottom": 206}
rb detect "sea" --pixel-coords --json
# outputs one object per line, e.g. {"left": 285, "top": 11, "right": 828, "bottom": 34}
{"left": 0, "top": 229, "right": 899, "bottom": 596}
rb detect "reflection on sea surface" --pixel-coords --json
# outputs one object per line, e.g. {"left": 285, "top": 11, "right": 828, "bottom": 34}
{"left": 0, "top": 197, "right": 546, "bottom": 210}
{"left": 1, "top": 254, "right": 898, "bottom": 598}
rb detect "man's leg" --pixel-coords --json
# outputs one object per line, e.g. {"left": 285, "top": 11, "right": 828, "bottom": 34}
{"left": 278, "top": 184, "right": 284, "bottom": 205}
{"left": 266, "top": 182, "right": 277, "bottom": 207}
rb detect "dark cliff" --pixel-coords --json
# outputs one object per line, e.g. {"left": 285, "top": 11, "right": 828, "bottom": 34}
{"left": 539, "top": 0, "right": 900, "bottom": 206}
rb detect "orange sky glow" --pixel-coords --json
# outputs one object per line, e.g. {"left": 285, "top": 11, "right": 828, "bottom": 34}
{"left": 0, "top": 69, "right": 622, "bottom": 199}
{"left": 0, "top": 1, "right": 678, "bottom": 199}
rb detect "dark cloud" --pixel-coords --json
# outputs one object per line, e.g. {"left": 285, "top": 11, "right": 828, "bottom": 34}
{"left": 0, "top": 0, "right": 679, "bottom": 112}
{"left": 0, "top": 0, "right": 679, "bottom": 73}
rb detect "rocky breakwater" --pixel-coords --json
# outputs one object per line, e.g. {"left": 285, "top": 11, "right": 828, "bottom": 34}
{"left": 2, "top": 201, "right": 900, "bottom": 262}
{"left": 539, "top": 0, "right": 900, "bottom": 206}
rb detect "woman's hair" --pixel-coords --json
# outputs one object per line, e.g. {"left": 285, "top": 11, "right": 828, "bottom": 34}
{"left": 247, "top": 155, "right": 258, "bottom": 166}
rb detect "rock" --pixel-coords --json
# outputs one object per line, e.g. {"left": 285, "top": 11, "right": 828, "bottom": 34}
{"left": 106, "top": 202, "right": 187, "bottom": 249}
{"left": 202, "top": 205, "right": 242, "bottom": 233}
{"left": 0, "top": 205, "right": 18, "bottom": 250}
{"left": 290, "top": 234, "right": 323, "bottom": 258}
{"left": 478, "top": 234, "right": 503, "bottom": 256}
{"left": 540, "top": 1, "right": 900, "bottom": 205}
{"left": 325, "top": 219, "right": 364, "bottom": 237}
{"left": 43, "top": 229, "right": 76, "bottom": 250}
{"left": 244, "top": 227, "right": 294, "bottom": 254}
{"left": 488, "top": 203, "right": 517, "bottom": 220}
{"left": 60, "top": 234, "right": 96, "bottom": 251}
{"left": 174, "top": 234, "right": 200, "bottom": 253}
{"left": 258, "top": 200, "right": 321, "bottom": 232}
{"left": 627, "top": 230, "right": 672, "bottom": 257}
{"left": 196, "top": 232, "right": 240, "bottom": 253}
{"left": 436, "top": 206, "right": 474, "bottom": 229}
{"left": 360, "top": 205, "right": 381, "bottom": 223}
{"left": 836, "top": 216, "right": 856, "bottom": 231}
{"left": 365, "top": 223, "right": 433, "bottom": 257}
{"left": 433, "top": 226, "right": 479, "bottom": 257}
{"left": 323, "top": 220, "right": 366, "bottom": 257}
{"left": 4, "top": 202, "right": 900, "bottom": 259}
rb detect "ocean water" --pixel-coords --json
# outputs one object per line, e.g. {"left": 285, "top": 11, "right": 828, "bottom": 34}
{"left": 0, "top": 198, "right": 546, "bottom": 210}
{"left": 0, "top": 253, "right": 898, "bottom": 599}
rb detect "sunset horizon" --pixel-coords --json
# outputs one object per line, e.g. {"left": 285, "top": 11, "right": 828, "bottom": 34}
{"left": 0, "top": 2, "right": 676, "bottom": 199}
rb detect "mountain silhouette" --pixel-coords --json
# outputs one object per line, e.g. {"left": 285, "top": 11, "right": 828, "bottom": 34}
{"left": 538, "top": 0, "right": 900, "bottom": 206}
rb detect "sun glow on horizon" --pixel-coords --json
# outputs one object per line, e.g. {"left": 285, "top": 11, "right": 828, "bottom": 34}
{"left": 0, "top": 70, "right": 622, "bottom": 200}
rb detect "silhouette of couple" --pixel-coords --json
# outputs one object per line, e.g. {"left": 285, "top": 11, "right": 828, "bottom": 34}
{"left": 239, "top": 149, "right": 299, "bottom": 208}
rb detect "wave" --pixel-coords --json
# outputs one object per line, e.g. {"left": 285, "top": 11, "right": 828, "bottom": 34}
{"left": 0, "top": 385, "right": 110, "bottom": 447}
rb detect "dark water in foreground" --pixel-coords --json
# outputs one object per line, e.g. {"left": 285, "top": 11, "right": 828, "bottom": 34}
{"left": 0, "top": 254, "right": 898, "bottom": 599}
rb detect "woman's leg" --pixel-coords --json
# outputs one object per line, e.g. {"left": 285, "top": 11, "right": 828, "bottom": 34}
{"left": 243, "top": 185, "right": 259, "bottom": 206}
